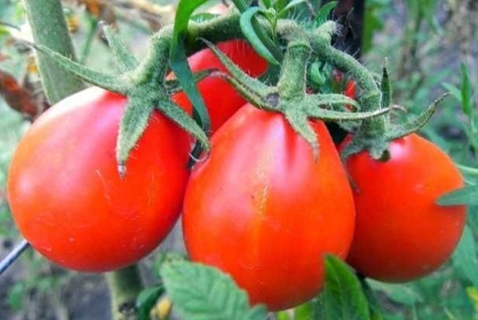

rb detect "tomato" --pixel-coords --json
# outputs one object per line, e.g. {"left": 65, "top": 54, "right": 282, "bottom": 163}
{"left": 7, "top": 87, "right": 191, "bottom": 272}
{"left": 344, "top": 79, "right": 356, "bottom": 100}
{"left": 171, "top": 40, "right": 267, "bottom": 133}
{"left": 343, "top": 134, "right": 466, "bottom": 282}
{"left": 183, "top": 104, "right": 355, "bottom": 311}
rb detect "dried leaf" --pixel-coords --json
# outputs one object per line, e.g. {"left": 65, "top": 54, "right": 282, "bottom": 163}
{"left": 0, "top": 69, "right": 42, "bottom": 119}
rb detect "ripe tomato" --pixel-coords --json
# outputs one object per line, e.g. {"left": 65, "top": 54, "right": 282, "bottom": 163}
{"left": 7, "top": 87, "right": 191, "bottom": 272}
{"left": 171, "top": 40, "right": 267, "bottom": 133}
{"left": 343, "top": 134, "right": 466, "bottom": 282}
{"left": 183, "top": 104, "right": 355, "bottom": 311}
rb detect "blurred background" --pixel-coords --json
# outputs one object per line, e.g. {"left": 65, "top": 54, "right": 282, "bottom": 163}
{"left": 0, "top": 0, "right": 477, "bottom": 319}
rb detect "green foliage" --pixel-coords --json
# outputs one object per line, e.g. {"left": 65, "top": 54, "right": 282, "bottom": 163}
{"left": 161, "top": 261, "right": 268, "bottom": 320}
{"left": 315, "top": 256, "right": 371, "bottom": 320}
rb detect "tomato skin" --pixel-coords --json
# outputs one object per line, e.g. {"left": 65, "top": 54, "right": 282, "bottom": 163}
{"left": 343, "top": 134, "right": 466, "bottom": 282}
{"left": 7, "top": 87, "right": 191, "bottom": 272}
{"left": 171, "top": 40, "right": 267, "bottom": 133}
{"left": 183, "top": 104, "right": 355, "bottom": 311}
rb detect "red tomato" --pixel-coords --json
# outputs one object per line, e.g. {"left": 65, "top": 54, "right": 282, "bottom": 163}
{"left": 344, "top": 80, "right": 356, "bottom": 100}
{"left": 343, "top": 134, "right": 466, "bottom": 282}
{"left": 171, "top": 40, "right": 267, "bottom": 133}
{"left": 183, "top": 104, "right": 355, "bottom": 311}
{"left": 7, "top": 87, "right": 191, "bottom": 272}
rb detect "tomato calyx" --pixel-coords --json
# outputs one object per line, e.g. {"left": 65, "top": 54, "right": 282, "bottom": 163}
{"left": 203, "top": 33, "right": 392, "bottom": 156}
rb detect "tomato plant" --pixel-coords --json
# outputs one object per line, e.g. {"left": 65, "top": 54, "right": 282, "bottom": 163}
{"left": 343, "top": 133, "right": 467, "bottom": 282}
{"left": 7, "top": 87, "right": 191, "bottom": 272}
{"left": 171, "top": 40, "right": 268, "bottom": 133}
{"left": 182, "top": 104, "right": 355, "bottom": 311}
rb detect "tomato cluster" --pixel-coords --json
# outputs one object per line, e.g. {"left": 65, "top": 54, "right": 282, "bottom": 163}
{"left": 7, "top": 40, "right": 466, "bottom": 312}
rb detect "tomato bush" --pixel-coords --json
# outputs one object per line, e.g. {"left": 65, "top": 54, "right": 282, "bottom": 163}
{"left": 343, "top": 134, "right": 467, "bottom": 282}
{"left": 7, "top": 87, "right": 191, "bottom": 272}
{"left": 171, "top": 40, "right": 268, "bottom": 133}
{"left": 182, "top": 104, "right": 356, "bottom": 311}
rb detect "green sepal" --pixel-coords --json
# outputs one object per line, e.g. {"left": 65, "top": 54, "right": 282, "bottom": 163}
{"left": 283, "top": 106, "right": 319, "bottom": 158}
{"left": 202, "top": 39, "right": 275, "bottom": 110}
{"left": 380, "top": 60, "right": 392, "bottom": 109}
{"left": 202, "top": 38, "right": 270, "bottom": 93}
{"left": 387, "top": 93, "right": 450, "bottom": 140}
{"left": 157, "top": 98, "right": 210, "bottom": 152}
{"left": 240, "top": 7, "right": 280, "bottom": 65}
{"left": 102, "top": 24, "right": 139, "bottom": 72}
{"left": 116, "top": 89, "right": 157, "bottom": 177}
{"left": 165, "top": 69, "right": 214, "bottom": 95}
{"left": 31, "top": 42, "right": 129, "bottom": 93}
{"left": 309, "top": 93, "right": 360, "bottom": 110}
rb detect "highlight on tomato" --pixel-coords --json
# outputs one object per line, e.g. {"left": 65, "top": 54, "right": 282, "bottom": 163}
{"left": 342, "top": 133, "right": 466, "bottom": 282}
{"left": 171, "top": 40, "right": 268, "bottom": 133}
{"left": 7, "top": 87, "right": 191, "bottom": 272}
{"left": 182, "top": 103, "right": 356, "bottom": 311}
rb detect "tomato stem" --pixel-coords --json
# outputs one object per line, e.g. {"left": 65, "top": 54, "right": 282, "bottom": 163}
{"left": 24, "top": 0, "right": 85, "bottom": 103}
{"left": 106, "top": 264, "right": 144, "bottom": 320}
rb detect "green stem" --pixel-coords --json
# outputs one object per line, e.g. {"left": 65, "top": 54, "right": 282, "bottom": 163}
{"left": 24, "top": 0, "right": 85, "bottom": 103}
{"left": 106, "top": 264, "right": 144, "bottom": 320}
{"left": 276, "top": 34, "right": 310, "bottom": 100}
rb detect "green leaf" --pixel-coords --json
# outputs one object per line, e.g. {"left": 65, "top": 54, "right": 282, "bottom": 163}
{"left": 136, "top": 285, "right": 165, "bottom": 320}
{"left": 240, "top": 7, "right": 280, "bottom": 65}
{"left": 315, "top": 1, "right": 338, "bottom": 24}
{"left": 165, "top": 69, "right": 214, "bottom": 94}
{"left": 460, "top": 63, "right": 473, "bottom": 118}
{"left": 441, "top": 83, "right": 461, "bottom": 102}
{"left": 380, "top": 60, "right": 392, "bottom": 108}
{"left": 452, "top": 225, "right": 478, "bottom": 288}
{"left": 279, "top": 0, "right": 307, "bottom": 17}
{"left": 262, "top": 0, "right": 272, "bottom": 9}
{"left": 319, "top": 255, "right": 371, "bottom": 320}
{"left": 367, "top": 280, "right": 423, "bottom": 306}
{"left": 161, "top": 261, "right": 268, "bottom": 320}
{"left": 190, "top": 12, "right": 220, "bottom": 23}
{"left": 437, "top": 184, "right": 478, "bottom": 206}
{"left": 170, "top": 0, "right": 211, "bottom": 135}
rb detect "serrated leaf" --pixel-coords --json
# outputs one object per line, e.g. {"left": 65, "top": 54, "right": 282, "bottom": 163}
{"left": 320, "top": 255, "right": 370, "bottom": 320}
{"left": 136, "top": 285, "right": 165, "bottom": 320}
{"left": 315, "top": 1, "right": 337, "bottom": 24}
{"left": 102, "top": 25, "right": 138, "bottom": 72}
{"left": 437, "top": 184, "right": 478, "bottom": 206}
{"left": 240, "top": 7, "right": 279, "bottom": 65}
{"left": 452, "top": 225, "right": 478, "bottom": 288}
{"left": 170, "top": 0, "right": 211, "bottom": 135}
{"left": 161, "top": 261, "right": 268, "bottom": 320}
